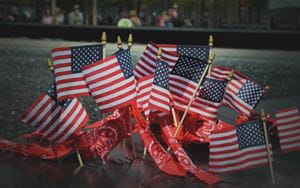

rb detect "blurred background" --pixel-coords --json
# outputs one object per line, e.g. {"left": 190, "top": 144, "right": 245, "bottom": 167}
{"left": 0, "top": 0, "right": 299, "bottom": 30}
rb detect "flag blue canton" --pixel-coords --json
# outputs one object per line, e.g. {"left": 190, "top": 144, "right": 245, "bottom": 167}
{"left": 178, "top": 45, "right": 209, "bottom": 61}
{"left": 47, "top": 84, "right": 72, "bottom": 107}
{"left": 116, "top": 49, "right": 134, "bottom": 79}
{"left": 171, "top": 55, "right": 207, "bottom": 83}
{"left": 237, "top": 120, "right": 266, "bottom": 150}
{"left": 153, "top": 60, "right": 169, "bottom": 90}
{"left": 237, "top": 80, "right": 263, "bottom": 107}
{"left": 199, "top": 78, "right": 227, "bottom": 103}
{"left": 71, "top": 45, "right": 103, "bottom": 73}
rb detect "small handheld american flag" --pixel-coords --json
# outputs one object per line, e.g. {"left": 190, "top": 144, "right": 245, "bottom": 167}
{"left": 275, "top": 107, "right": 300, "bottom": 152}
{"left": 20, "top": 84, "right": 89, "bottom": 144}
{"left": 209, "top": 119, "right": 272, "bottom": 174}
{"left": 210, "top": 66, "right": 264, "bottom": 116}
{"left": 169, "top": 55, "right": 209, "bottom": 118}
{"left": 52, "top": 44, "right": 103, "bottom": 101}
{"left": 82, "top": 49, "right": 136, "bottom": 113}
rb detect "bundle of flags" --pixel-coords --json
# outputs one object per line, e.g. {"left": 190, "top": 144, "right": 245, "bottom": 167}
{"left": 0, "top": 37, "right": 297, "bottom": 186}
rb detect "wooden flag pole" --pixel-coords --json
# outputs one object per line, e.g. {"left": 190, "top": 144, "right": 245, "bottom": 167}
{"left": 172, "top": 53, "right": 215, "bottom": 140}
{"left": 128, "top": 106, "right": 137, "bottom": 159}
{"left": 142, "top": 116, "right": 148, "bottom": 159}
{"left": 128, "top": 33, "right": 133, "bottom": 49}
{"left": 74, "top": 148, "right": 84, "bottom": 174}
{"left": 171, "top": 107, "right": 179, "bottom": 127}
{"left": 101, "top": 32, "right": 107, "bottom": 119}
{"left": 261, "top": 108, "right": 276, "bottom": 185}
{"left": 128, "top": 33, "right": 135, "bottom": 159}
{"left": 117, "top": 36, "right": 123, "bottom": 50}
{"left": 208, "top": 35, "right": 213, "bottom": 75}
{"left": 101, "top": 32, "right": 107, "bottom": 58}
{"left": 130, "top": 120, "right": 137, "bottom": 159}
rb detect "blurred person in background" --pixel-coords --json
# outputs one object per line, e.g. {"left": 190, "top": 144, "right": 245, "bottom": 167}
{"left": 165, "top": 8, "right": 174, "bottom": 27}
{"left": 54, "top": 8, "right": 64, "bottom": 25}
{"left": 7, "top": 6, "right": 23, "bottom": 22}
{"left": 68, "top": 4, "right": 84, "bottom": 25}
{"left": 183, "top": 18, "right": 193, "bottom": 28}
{"left": 117, "top": 11, "right": 132, "bottom": 28}
{"left": 157, "top": 10, "right": 168, "bottom": 27}
{"left": 20, "top": 6, "right": 35, "bottom": 22}
{"left": 41, "top": 8, "right": 54, "bottom": 25}
{"left": 170, "top": 3, "right": 183, "bottom": 27}
{"left": 129, "top": 10, "right": 141, "bottom": 27}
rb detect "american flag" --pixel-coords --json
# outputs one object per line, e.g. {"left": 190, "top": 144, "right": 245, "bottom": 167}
{"left": 275, "top": 107, "right": 300, "bottom": 152}
{"left": 52, "top": 44, "right": 103, "bottom": 101}
{"left": 169, "top": 55, "right": 215, "bottom": 119}
{"left": 157, "top": 43, "right": 210, "bottom": 61}
{"left": 136, "top": 75, "right": 154, "bottom": 118}
{"left": 134, "top": 42, "right": 179, "bottom": 79}
{"left": 149, "top": 60, "right": 171, "bottom": 113}
{"left": 210, "top": 66, "right": 263, "bottom": 116}
{"left": 209, "top": 120, "right": 272, "bottom": 174}
{"left": 20, "top": 84, "right": 89, "bottom": 144}
{"left": 82, "top": 49, "right": 136, "bottom": 113}
{"left": 194, "top": 78, "right": 227, "bottom": 120}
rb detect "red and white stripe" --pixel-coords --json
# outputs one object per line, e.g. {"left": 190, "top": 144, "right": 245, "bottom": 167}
{"left": 169, "top": 74, "right": 219, "bottom": 120}
{"left": 134, "top": 42, "right": 179, "bottom": 79}
{"left": 20, "top": 94, "right": 89, "bottom": 144}
{"left": 82, "top": 55, "right": 136, "bottom": 113}
{"left": 157, "top": 44, "right": 177, "bottom": 53}
{"left": 52, "top": 47, "right": 90, "bottom": 101}
{"left": 209, "top": 128, "right": 271, "bottom": 174}
{"left": 136, "top": 75, "right": 154, "bottom": 118}
{"left": 149, "top": 85, "right": 171, "bottom": 113}
{"left": 210, "top": 66, "right": 254, "bottom": 116}
{"left": 276, "top": 107, "right": 300, "bottom": 152}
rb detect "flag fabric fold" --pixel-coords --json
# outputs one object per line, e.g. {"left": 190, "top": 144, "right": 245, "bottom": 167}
{"left": 130, "top": 103, "right": 187, "bottom": 176}
{"left": 160, "top": 121, "right": 221, "bottom": 185}
{"left": 209, "top": 119, "right": 272, "bottom": 174}
{"left": 84, "top": 109, "right": 122, "bottom": 130}
{"left": 275, "top": 107, "right": 300, "bottom": 152}
{"left": 78, "top": 107, "right": 131, "bottom": 160}
{"left": 82, "top": 49, "right": 136, "bottom": 113}
{"left": 52, "top": 44, "right": 103, "bottom": 100}
{"left": 20, "top": 84, "right": 89, "bottom": 144}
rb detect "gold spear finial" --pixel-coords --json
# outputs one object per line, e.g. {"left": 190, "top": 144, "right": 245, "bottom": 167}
{"left": 227, "top": 70, "right": 234, "bottom": 81}
{"left": 127, "top": 33, "right": 133, "bottom": 49}
{"left": 209, "top": 35, "right": 213, "bottom": 48}
{"left": 47, "top": 58, "right": 54, "bottom": 71}
{"left": 117, "top": 36, "right": 122, "bottom": 49}
{"left": 101, "top": 32, "right": 107, "bottom": 46}
{"left": 157, "top": 47, "right": 162, "bottom": 60}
